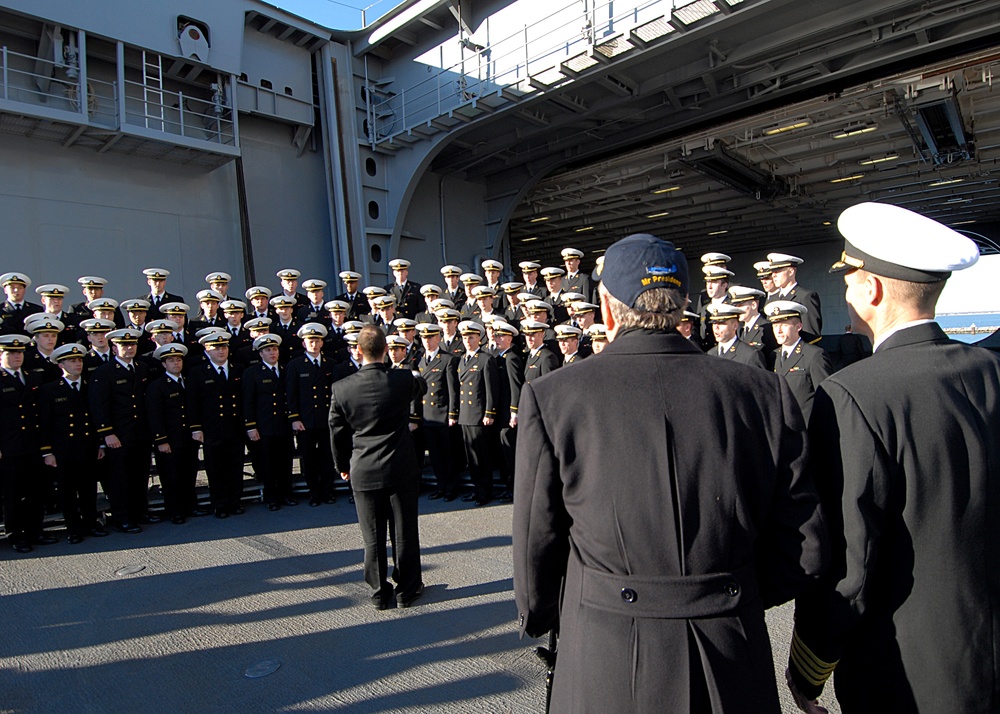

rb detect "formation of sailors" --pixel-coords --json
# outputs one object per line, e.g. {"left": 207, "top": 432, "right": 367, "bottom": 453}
{"left": 0, "top": 245, "right": 844, "bottom": 551}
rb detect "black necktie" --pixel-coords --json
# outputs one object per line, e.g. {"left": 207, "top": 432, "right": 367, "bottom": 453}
{"left": 218, "top": 366, "right": 226, "bottom": 380}
{"left": 102, "top": 353, "right": 110, "bottom": 362}
{"left": 16, "top": 370, "right": 25, "bottom": 385}
{"left": 71, "top": 381, "right": 79, "bottom": 391}
{"left": 127, "top": 363, "right": 134, "bottom": 373}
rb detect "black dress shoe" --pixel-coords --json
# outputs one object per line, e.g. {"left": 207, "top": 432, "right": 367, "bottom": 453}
{"left": 322, "top": 495, "right": 337, "bottom": 504}
{"left": 232, "top": 506, "right": 245, "bottom": 515}
{"left": 282, "top": 498, "right": 298, "bottom": 507}
{"left": 191, "top": 508, "right": 212, "bottom": 517}
{"left": 215, "top": 509, "right": 229, "bottom": 519}
{"left": 67, "top": 534, "right": 84, "bottom": 544}
{"left": 115, "top": 522, "right": 142, "bottom": 534}
{"left": 34, "top": 534, "right": 59, "bottom": 545}
{"left": 461, "top": 493, "right": 478, "bottom": 502}
{"left": 140, "top": 514, "right": 162, "bottom": 524}
{"left": 497, "top": 490, "right": 513, "bottom": 502}
{"left": 474, "top": 498, "right": 491, "bottom": 508}
{"left": 373, "top": 595, "right": 396, "bottom": 611}
{"left": 171, "top": 516, "right": 187, "bottom": 525}
{"left": 268, "top": 503, "right": 280, "bottom": 511}
{"left": 397, "top": 583, "right": 425, "bottom": 608}
{"left": 89, "top": 527, "right": 109, "bottom": 538}
{"left": 12, "top": 542, "right": 32, "bottom": 554}
{"left": 427, "top": 491, "right": 444, "bottom": 500}
{"left": 442, "top": 493, "right": 458, "bottom": 502}
{"left": 348, "top": 494, "right": 355, "bottom": 504}
{"left": 309, "top": 498, "right": 322, "bottom": 507}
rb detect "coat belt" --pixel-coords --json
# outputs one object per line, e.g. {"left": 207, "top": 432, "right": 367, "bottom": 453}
{"left": 572, "top": 554, "right": 755, "bottom": 619}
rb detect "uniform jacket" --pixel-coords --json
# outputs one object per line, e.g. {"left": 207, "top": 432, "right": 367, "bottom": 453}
{"left": 242, "top": 362, "right": 289, "bottom": 438}
{"left": 88, "top": 358, "right": 150, "bottom": 444}
{"left": 514, "top": 329, "right": 827, "bottom": 714}
{"left": 563, "top": 272, "right": 591, "bottom": 298}
{"left": 741, "top": 314, "right": 778, "bottom": 367}
{"left": 37, "top": 377, "right": 98, "bottom": 458}
{"left": 140, "top": 292, "right": 184, "bottom": 321}
{"left": 418, "top": 350, "right": 458, "bottom": 426}
{"left": 495, "top": 348, "right": 524, "bottom": 421}
{"left": 523, "top": 346, "right": 559, "bottom": 383}
{"left": 186, "top": 361, "right": 244, "bottom": 444}
{"left": 440, "top": 334, "right": 465, "bottom": 358}
{"left": 715, "top": 337, "right": 767, "bottom": 369}
{"left": 456, "top": 349, "right": 498, "bottom": 426}
{"left": 0, "top": 368, "right": 42, "bottom": 457}
{"left": 386, "top": 280, "right": 421, "bottom": 320}
{"left": 773, "top": 340, "right": 832, "bottom": 423}
{"left": 328, "top": 362, "right": 426, "bottom": 491}
{"left": 0, "top": 300, "right": 43, "bottom": 335}
{"left": 791, "top": 323, "right": 1000, "bottom": 712}
{"left": 146, "top": 374, "right": 189, "bottom": 446}
{"left": 333, "top": 291, "right": 369, "bottom": 321}
{"left": 286, "top": 353, "right": 334, "bottom": 430}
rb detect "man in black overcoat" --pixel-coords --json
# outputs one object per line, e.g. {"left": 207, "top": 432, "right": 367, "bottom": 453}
{"left": 787, "top": 203, "right": 1000, "bottom": 713}
{"left": 329, "top": 325, "right": 427, "bottom": 610}
{"left": 513, "top": 233, "right": 827, "bottom": 713}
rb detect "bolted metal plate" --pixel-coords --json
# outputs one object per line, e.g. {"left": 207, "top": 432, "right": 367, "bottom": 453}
{"left": 244, "top": 659, "right": 281, "bottom": 678}
{"left": 114, "top": 564, "right": 146, "bottom": 577}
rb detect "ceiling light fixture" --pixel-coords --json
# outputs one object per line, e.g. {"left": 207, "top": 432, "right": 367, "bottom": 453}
{"left": 950, "top": 220, "right": 977, "bottom": 225}
{"left": 646, "top": 211, "right": 670, "bottom": 218}
{"left": 830, "top": 173, "right": 865, "bottom": 184}
{"left": 859, "top": 153, "right": 899, "bottom": 166}
{"left": 651, "top": 186, "right": 681, "bottom": 194}
{"left": 707, "top": 229, "right": 729, "bottom": 236}
{"left": 832, "top": 123, "right": 877, "bottom": 139}
{"left": 928, "top": 178, "right": 964, "bottom": 187}
{"left": 521, "top": 237, "right": 538, "bottom": 242}
{"left": 529, "top": 216, "right": 550, "bottom": 223}
{"left": 575, "top": 226, "right": 594, "bottom": 232}
{"left": 763, "top": 119, "right": 811, "bottom": 136}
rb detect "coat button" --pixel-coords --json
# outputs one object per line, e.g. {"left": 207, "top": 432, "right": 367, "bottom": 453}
{"left": 621, "top": 588, "right": 637, "bottom": 603}
{"left": 724, "top": 582, "right": 740, "bottom": 597}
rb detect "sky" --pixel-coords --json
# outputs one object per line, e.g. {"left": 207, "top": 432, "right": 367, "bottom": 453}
{"left": 273, "top": 0, "right": 407, "bottom": 30}
{"left": 936, "top": 253, "right": 1000, "bottom": 314}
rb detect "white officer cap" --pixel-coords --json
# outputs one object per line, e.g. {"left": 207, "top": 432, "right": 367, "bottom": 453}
{"left": 491, "top": 320, "right": 519, "bottom": 336}
{"left": 586, "top": 323, "right": 608, "bottom": 340}
{"left": 562, "top": 292, "right": 586, "bottom": 303}
{"left": 706, "top": 305, "right": 744, "bottom": 321}
{"left": 107, "top": 328, "right": 143, "bottom": 343}
{"left": 460, "top": 273, "right": 483, "bottom": 285}
{"left": 0, "top": 334, "right": 30, "bottom": 351}
{"left": 701, "top": 252, "right": 731, "bottom": 266}
{"left": 302, "top": 279, "right": 327, "bottom": 291}
{"left": 765, "top": 300, "right": 809, "bottom": 322}
{"left": 561, "top": 248, "right": 584, "bottom": 260}
{"left": 160, "top": 301, "right": 190, "bottom": 315}
{"left": 195, "top": 326, "right": 228, "bottom": 340}
{"left": 253, "top": 334, "right": 282, "bottom": 351}
{"left": 343, "top": 320, "right": 366, "bottom": 334}
{"left": 35, "top": 284, "right": 70, "bottom": 297}
{"left": 245, "top": 286, "right": 272, "bottom": 300}
{"left": 753, "top": 261, "right": 773, "bottom": 277}
{"left": 198, "top": 331, "right": 231, "bottom": 347}
{"left": 276, "top": 268, "right": 301, "bottom": 280}
{"left": 429, "top": 298, "right": 456, "bottom": 311}
{"left": 766, "top": 253, "right": 803, "bottom": 269}
{"left": 77, "top": 276, "right": 107, "bottom": 288}
{"left": 703, "top": 266, "right": 735, "bottom": 281}
{"left": 269, "top": 296, "right": 296, "bottom": 309}
{"left": 142, "top": 268, "right": 170, "bottom": 280}
{"left": 555, "top": 324, "right": 583, "bottom": 339}
{"left": 362, "top": 286, "right": 387, "bottom": 297}
{"left": 205, "top": 271, "right": 231, "bottom": 284}
{"left": 525, "top": 299, "right": 553, "bottom": 313}
{"left": 324, "top": 300, "right": 350, "bottom": 312}
{"left": 501, "top": 282, "right": 524, "bottom": 293}
{"left": 439, "top": 265, "right": 462, "bottom": 277}
{"left": 154, "top": 343, "right": 189, "bottom": 360}
{"left": 0, "top": 272, "right": 30, "bottom": 288}
{"left": 81, "top": 318, "right": 116, "bottom": 332}
{"left": 145, "top": 319, "right": 180, "bottom": 334}
{"left": 120, "top": 299, "right": 151, "bottom": 312}
{"left": 482, "top": 259, "right": 503, "bottom": 271}
{"left": 420, "top": 283, "right": 443, "bottom": 296}
{"left": 520, "top": 319, "right": 549, "bottom": 333}
{"left": 220, "top": 300, "right": 247, "bottom": 312}
{"left": 244, "top": 317, "right": 272, "bottom": 330}
{"left": 297, "top": 322, "right": 328, "bottom": 339}
{"left": 196, "top": 289, "right": 223, "bottom": 303}
{"left": 87, "top": 298, "right": 119, "bottom": 311}
{"left": 541, "top": 267, "right": 565, "bottom": 279}
{"left": 339, "top": 270, "right": 362, "bottom": 281}
{"left": 833, "top": 202, "right": 979, "bottom": 281}
{"left": 472, "top": 286, "right": 496, "bottom": 299}
{"left": 25, "top": 316, "right": 64, "bottom": 334}
{"left": 416, "top": 323, "right": 443, "bottom": 336}
{"left": 435, "top": 308, "right": 461, "bottom": 321}
{"left": 386, "top": 335, "right": 409, "bottom": 348}
{"left": 518, "top": 261, "right": 540, "bottom": 272}
{"left": 389, "top": 259, "right": 411, "bottom": 270}
{"left": 458, "top": 321, "right": 485, "bottom": 337}
{"left": 393, "top": 318, "right": 417, "bottom": 330}
{"left": 49, "top": 343, "right": 87, "bottom": 363}
{"left": 727, "top": 286, "right": 765, "bottom": 303}
{"left": 374, "top": 295, "right": 397, "bottom": 310}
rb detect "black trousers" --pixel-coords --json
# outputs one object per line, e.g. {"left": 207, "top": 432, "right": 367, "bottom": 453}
{"left": 153, "top": 440, "right": 200, "bottom": 518}
{"left": 50, "top": 450, "right": 99, "bottom": 535}
{"left": 1, "top": 453, "right": 46, "bottom": 544}
{"left": 249, "top": 433, "right": 294, "bottom": 504}
{"left": 104, "top": 438, "right": 152, "bottom": 524}
{"left": 297, "top": 427, "right": 336, "bottom": 499}
{"left": 352, "top": 477, "right": 422, "bottom": 601}
{"left": 461, "top": 424, "right": 494, "bottom": 500}
{"left": 202, "top": 438, "right": 245, "bottom": 512}
{"left": 499, "top": 425, "right": 516, "bottom": 492}
{"left": 423, "top": 424, "right": 453, "bottom": 494}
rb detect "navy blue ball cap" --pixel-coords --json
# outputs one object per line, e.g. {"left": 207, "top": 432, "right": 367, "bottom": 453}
{"left": 601, "top": 234, "right": 689, "bottom": 308}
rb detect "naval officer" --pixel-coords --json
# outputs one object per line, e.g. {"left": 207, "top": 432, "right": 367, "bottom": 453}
{"left": 767, "top": 301, "right": 832, "bottom": 423}
{"left": 787, "top": 202, "right": 1000, "bottom": 714}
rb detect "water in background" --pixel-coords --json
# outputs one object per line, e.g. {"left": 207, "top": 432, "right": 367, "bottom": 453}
{"left": 937, "top": 313, "right": 1000, "bottom": 344}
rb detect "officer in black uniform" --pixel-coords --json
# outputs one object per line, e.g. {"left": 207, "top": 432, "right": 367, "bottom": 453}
{"left": 675, "top": 310, "right": 702, "bottom": 349}
{"left": 146, "top": 343, "right": 207, "bottom": 524}
{"left": 708, "top": 304, "right": 766, "bottom": 369}
{"left": 561, "top": 248, "right": 591, "bottom": 298}
{"left": 0, "top": 334, "right": 57, "bottom": 552}
{"left": 220, "top": 300, "right": 250, "bottom": 354}
{"left": 765, "top": 252, "right": 822, "bottom": 343}
{"left": 491, "top": 320, "right": 523, "bottom": 502}
{"left": 334, "top": 271, "right": 368, "bottom": 321}
{"left": 456, "top": 321, "right": 498, "bottom": 507}
{"left": 120, "top": 299, "right": 155, "bottom": 355}
{"left": 415, "top": 323, "right": 459, "bottom": 501}
{"left": 81, "top": 318, "right": 117, "bottom": 375}
{"left": 296, "top": 279, "right": 331, "bottom": 328}
{"left": 72, "top": 276, "right": 124, "bottom": 327}
{"left": 416, "top": 284, "right": 443, "bottom": 324}
{"left": 386, "top": 259, "right": 421, "bottom": 320}
{"left": 767, "top": 300, "right": 832, "bottom": 423}
{"left": 439, "top": 265, "right": 467, "bottom": 311}
{"left": 276, "top": 268, "right": 309, "bottom": 309}
{"left": 729, "top": 285, "right": 777, "bottom": 368}
{"left": 286, "top": 323, "right": 338, "bottom": 505}
{"left": 188, "top": 332, "right": 246, "bottom": 518}
{"left": 243, "top": 334, "right": 297, "bottom": 511}
{"left": 459, "top": 274, "right": 483, "bottom": 318}
{"left": 35, "top": 284, "right": 81, "bottom": 345}
{"left": 88, "top": 327, "right": 156, "bottom": 533}
{"left": 245, "top": 286, "right": 274, "bottom": 321}
{"left": 37, "top": 343, "right": 107, "bottom": 543}
{"left": 23, "top": 316, "right": 64, "bottom": 384}
{"left": 139, "top": 268, "right": 183, "bottom": 321}
{"left": 519, "top": 261, "right": 545, "bottom": 299}
{"left": 269, "top": 295, "right": 300, "bottom": 365}
{"left": 189, "top": 290, "right": 226, "bottom": 333}
{"left": 521, "top": 319, "right": 560, "bottom": 383}
{"left": 1, "top": 272, "right": 43, "bottom": 335}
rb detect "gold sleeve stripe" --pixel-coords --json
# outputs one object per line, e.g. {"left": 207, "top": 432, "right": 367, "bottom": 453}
{"left": 790, "top": 631, "right": 838, "bottom": 686}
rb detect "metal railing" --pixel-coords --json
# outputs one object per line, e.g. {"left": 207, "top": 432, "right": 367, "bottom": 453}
{"left": 367, "top": 0, "right": 729, "bottom": 145}
{"left": 0, "top": 44, "right": 235, "bottom": 147}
